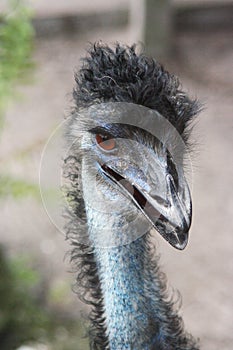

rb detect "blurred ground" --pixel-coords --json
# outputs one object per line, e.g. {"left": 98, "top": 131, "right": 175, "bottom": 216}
{"left": 0, "top": 2, "right": 233, "bottom": 350}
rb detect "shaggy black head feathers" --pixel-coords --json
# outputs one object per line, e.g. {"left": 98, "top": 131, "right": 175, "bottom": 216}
{"left": 73, "top": 43, "right": 200, "bottom": 138}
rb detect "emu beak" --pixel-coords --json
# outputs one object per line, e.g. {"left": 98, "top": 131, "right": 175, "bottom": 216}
{"left": 142, "top": 173, "right": 192, "bottom": 250}
{"left": 101, "top": 164, "right": 191, "bottom": 250}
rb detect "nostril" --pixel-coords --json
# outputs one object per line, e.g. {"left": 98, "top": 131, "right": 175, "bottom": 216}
{"left": 166, "top": 173, "right": 178, "bottom": 194}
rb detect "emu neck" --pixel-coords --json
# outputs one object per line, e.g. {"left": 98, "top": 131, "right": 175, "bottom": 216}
{"left": 93, "top": 234, "right": 161, "bottom": 350}
{"left": 84, "top": 218, "right": 199, "bottom": 350}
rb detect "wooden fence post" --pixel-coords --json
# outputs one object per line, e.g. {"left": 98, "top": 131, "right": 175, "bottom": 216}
{"left": 130, "top": 0, "right": 172, "bottom": 59}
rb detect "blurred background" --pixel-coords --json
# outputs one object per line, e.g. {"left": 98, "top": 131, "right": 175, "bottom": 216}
{"left": 0, "top": 0, "right": 232, "bottom": 349}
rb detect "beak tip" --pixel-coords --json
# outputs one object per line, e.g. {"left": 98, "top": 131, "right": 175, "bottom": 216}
{"left": 172, "top": 231, "right": 189, "bottom": 250}
{"left": 154, "top": 221, "right": 190, "bottom": 250}
{"left": 160, "top": 228, "right": 189, "bottom": 250}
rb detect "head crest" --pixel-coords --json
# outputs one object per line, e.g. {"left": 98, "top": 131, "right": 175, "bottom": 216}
{"left": 73, "top": 42, "right": 200, "bottom": 138}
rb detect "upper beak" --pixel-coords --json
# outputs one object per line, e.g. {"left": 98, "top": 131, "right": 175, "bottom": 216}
{"left": 101, "top": 163, "right": 192, "bottom": 250}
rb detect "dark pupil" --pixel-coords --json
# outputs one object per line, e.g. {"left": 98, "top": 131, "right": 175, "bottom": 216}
{"left": 102, "top": 135, "right": 111, "bottom": 141}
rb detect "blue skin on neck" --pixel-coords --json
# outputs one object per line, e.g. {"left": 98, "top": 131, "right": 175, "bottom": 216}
{"left": 94, "top": 236, "right": 164, "bottom": 350}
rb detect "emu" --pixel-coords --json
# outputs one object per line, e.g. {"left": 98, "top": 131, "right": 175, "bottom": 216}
{"left": 64, "top": 43, "right": 200, "bottom": 350}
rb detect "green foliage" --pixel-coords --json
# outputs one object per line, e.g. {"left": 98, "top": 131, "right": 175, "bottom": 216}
{"left": 0, "top": 247, "right": 50, "bottom": 350}
{"left": 0, "top": 1, "right": 37, "bottom": 203}
{"left": 0, "top": 0, "right": 34, "bottom": 124}
{"left": 0, "top": 247, "right": 89, "bottom": 350}
{"left": 0, "top": 175, "right": 40, "bottom": 199}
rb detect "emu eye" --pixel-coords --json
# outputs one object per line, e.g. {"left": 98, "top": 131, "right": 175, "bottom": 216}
{"left": 95, "top": 134, "right": 116, "bottom": 151}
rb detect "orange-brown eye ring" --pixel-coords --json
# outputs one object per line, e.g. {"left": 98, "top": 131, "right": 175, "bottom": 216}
{"left": 95, "top": 134, "right": 116, "bottom": 151}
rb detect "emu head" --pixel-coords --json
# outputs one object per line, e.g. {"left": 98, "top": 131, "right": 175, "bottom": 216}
{"left": 65, "top": 44, "right": 200, "bottom": 250}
